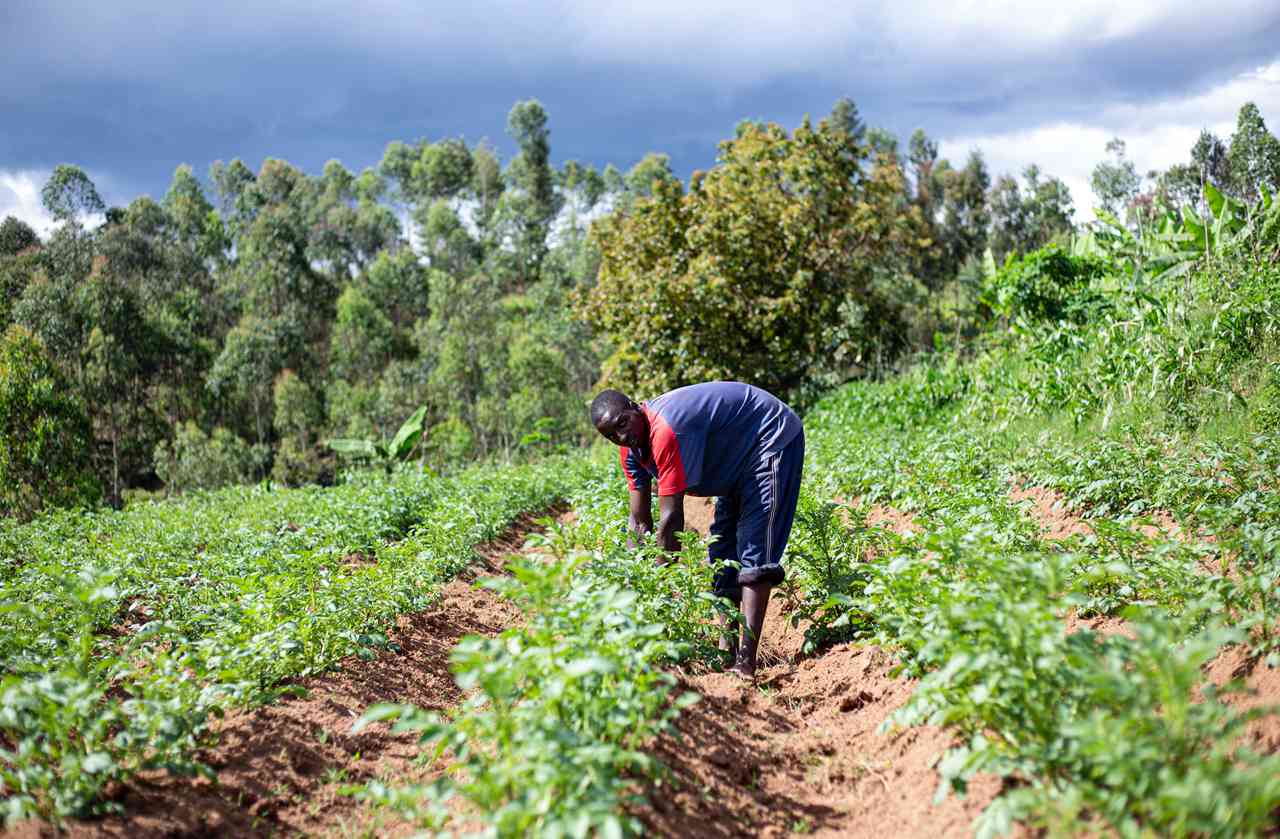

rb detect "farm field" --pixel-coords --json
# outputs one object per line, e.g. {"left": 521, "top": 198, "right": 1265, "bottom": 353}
{"left": 6, "top": 225, "right": 1280, "bottom": 836}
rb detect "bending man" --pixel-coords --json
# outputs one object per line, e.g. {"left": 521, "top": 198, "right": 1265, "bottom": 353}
{"left": 590, "top": 381, "right": 805, "bottom": 678}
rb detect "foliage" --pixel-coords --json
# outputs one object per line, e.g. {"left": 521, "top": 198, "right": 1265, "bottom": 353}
{"left": 792, "top": 201, "right": 1280, "bottom": 835}
{"left": 1089, "top": 137, "right": 1142, "bottom": 219}
{"left": 152, "top": 421, "right": 265, "bottom": 492}
{"left": 981, "top": 245, "right": 1108, "bottom": 324}
{"left": 0, "top": 326, "right": 100, "bottom": 519}
{"left": 583, "top": 114, "right": 923, "bottom": 405}
{"left": 359, "top": 557, "right": 697, "bottom": 837}
{"left": 327, "top": 404, "right": 429, "bottom": 466}
{"left": 0, "top": 218, "right": 38, "bottom": 258}
{"left": 987, "top": 165, "right": 1075, "bottom": 262}
{"left": 781, "top": 496, "right": 888, "bottom": 654}
{"left": 0, "top": 453, "right": 594, "bottom": 823}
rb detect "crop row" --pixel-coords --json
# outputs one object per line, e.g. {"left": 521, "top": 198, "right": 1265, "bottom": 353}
{"left": 0, "top": 455, "right": 596, "bottom": 824}
{"left": 356, "top": 469, "right": 725, "bottom": 837}
{"left": 794, "top": 366, "right": 1280, "bottom": 835}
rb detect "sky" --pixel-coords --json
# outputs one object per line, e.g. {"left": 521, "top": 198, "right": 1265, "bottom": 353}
{"left": 3, "top": 1, "right": 1280, "bottom": 234}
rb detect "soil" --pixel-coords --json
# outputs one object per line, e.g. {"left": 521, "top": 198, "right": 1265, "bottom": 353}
{"left": 1205, "top": 647, "right": 1280, "bottom": 756}
{"left": 6, "top": 512, "right": 550, "bottom": 839}
{"left": 1009, "top": 482, "right": 1195, "bottom": 544}
{"left": 633, "top": 500, "right": 1009, "bottom": 839}
{"left": 13, "top": 489, "right": 1277, "bottom": 838}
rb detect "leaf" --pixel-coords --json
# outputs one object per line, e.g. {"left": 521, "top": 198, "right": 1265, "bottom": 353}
{"left": 600, "top": 815, "right": 625, "bottom": 839}
{"left": 82, "top": 752, "right": 113, "bottom": 773}
{"left": 353, "top": 703, "right": 412, "bottom": 733}
{"left": 389, "top": 405, "right": 428, "bottom": 461}
{"left": 1203, "top": 180, "right": 1225, "bottom": 218}
{"left": 981, "top": 247, "right": 996, "bottom": 281}
{"left": 563, "top": 656, "right": 617, "bottom": 678}
{"left": 325, "top": 438, "right": 380, "bottom": 459}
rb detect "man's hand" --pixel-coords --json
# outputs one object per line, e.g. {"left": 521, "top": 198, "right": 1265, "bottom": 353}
{"left": 656, "top": 492, "right": 685, "bottom": 558}
{"left": 627, "top": 485, "right": 654, "bottom": 549}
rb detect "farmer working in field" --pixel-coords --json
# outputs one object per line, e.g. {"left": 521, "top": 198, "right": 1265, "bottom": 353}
{"left": 590, "top": 381, "right": 805, "bottom": 678}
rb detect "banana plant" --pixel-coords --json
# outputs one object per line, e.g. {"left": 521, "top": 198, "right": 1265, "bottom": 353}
{"left": 326, "top": 405, "right": 428, "bottom": 467}
{"left": 1077, "top": 183, "right": 1277, "bottom": 283}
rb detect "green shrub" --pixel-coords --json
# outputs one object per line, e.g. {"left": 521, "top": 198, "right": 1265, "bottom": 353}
{"left": 153, "top": 421, "right": 266, "bottom": 493}
{"left": 982, "top": 245, "right": 1108, "bottom": 325}
{"left": 0, "top": 325, "right": 100, "bottom": 520}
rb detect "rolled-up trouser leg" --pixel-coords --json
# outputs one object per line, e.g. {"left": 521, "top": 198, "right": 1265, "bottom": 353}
{"left": 709, "top": 493, "right": 742, "bottom": 604}
{"left": 735, "top": 431, "right": 805, "bottom": 588}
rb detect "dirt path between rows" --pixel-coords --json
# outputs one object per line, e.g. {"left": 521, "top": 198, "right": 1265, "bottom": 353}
{"left": 8, "top": 512, "right": 552, "bottom": 839}
{"left": 636, "top": 498, "right": 1006, "bottom": 839}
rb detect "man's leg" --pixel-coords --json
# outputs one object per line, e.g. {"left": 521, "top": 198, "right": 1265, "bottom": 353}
{"left": 708, "top": 495, "right": 741, "bottom": 661}
{"left": 730, "top": 432, "right": 805, "bottom": 679}
{"left": 733, "top": 582, "right": 773, "bottom": 678}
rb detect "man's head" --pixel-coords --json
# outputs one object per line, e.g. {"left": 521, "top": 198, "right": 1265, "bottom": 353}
{"left": 591, "top": 389, "right": 648, "bottom": 448}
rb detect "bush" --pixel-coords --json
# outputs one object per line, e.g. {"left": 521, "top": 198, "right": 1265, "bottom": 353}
{"left": 582, "top": 116, "right": 919, "bottom": 405}
{"left": 0, "top": 325, "right": 100, "bottom": 519}
{"left": 982, "top": 245, "right": 1108, "bottom": 324}
{"left": 153, "top": 421, "right": 265, "bottom": 493}
{"left": 272, "top": 437, "right": 328, "bottom": 487}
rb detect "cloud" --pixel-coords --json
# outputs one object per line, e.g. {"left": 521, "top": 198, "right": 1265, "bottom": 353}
{"left": 0, "top": 170, "right": 56, "bottom": 236}
{"left": 2, "top": 0, "right": 1278, "bottom": 205}
{"left": 938, "top": 59, "right": 1280, "bottom": 218}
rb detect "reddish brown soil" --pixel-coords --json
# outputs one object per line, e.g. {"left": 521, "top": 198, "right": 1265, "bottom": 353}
{"left": 638, "top": 606, "right": 1006, "bottom": 837}
{"left": 5, "top": 514, "right": 548, "bottom": 839}
{"left": 1009, "top": 483, "right": 1194, "bottom": 544}
{"left": 1204, "top": 646, "right": 1280, "bottom": 756}
{"left": 633, "top": 500, "right": 1006, "bottom": 838}
{"left": 1009, "top": 484, "right": 1094, "bottom": 541}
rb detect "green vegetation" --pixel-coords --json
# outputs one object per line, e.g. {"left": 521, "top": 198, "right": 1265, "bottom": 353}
{"left": 0, "top": 454, "right": 594, "bottom": 823}
{"left": 5, "top": 91, "right": 1280, "bottom": 837}
{"left": 789, "top": 188, "right": 1280, "bottom": 835}
{"left": 2, "top": 94, "right": 1180, "bottom": 512}
{"left": 0, "top": 325, "right": 100, "bottom": 519}
{"left": 354, "top": 175, "right": 1280, "bottom": 836}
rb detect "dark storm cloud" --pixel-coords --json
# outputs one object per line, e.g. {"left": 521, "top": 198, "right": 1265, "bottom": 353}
{"left": 2, "top": 0, "right": 1278, "bottom": 206}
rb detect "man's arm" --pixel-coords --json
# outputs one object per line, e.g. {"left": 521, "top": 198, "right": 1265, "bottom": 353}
{"left": 628, "top": 485, "right": 654, "bottom": 547}
{"left": 656, "top": 491, "right": 685, "bottom": 554}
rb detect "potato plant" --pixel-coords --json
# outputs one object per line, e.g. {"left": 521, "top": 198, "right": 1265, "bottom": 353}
{"left": 0, "top": 454, "right": 597, "bottom": 824}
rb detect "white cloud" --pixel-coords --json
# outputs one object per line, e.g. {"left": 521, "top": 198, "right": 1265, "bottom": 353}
{"left": 938, "top": 59, "right": 1280, "bottom": 219}
{"left": 0, "top": 170, "right": 57, "bottom": 237}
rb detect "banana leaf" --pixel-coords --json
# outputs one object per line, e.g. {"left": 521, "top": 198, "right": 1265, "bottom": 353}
{"left": 326, "top": 438, "right": 384, "bottom": 459}
{"left": 1204, "top": 181, "right": 1225, "bottom": 218}
{"left": 389, "top": 405, "right": 428, "bottom": 462}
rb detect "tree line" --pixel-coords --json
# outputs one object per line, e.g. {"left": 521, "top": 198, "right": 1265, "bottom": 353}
{"left": 2, "top": 98, "right": 1277, "bottom": 519}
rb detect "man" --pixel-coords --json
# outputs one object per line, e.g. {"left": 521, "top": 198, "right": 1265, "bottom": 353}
{"left": 590, "top": 381, "right": 805, "bottom": 678}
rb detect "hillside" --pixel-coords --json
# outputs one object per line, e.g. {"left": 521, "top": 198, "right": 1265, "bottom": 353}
{"left": 4, "top": 196, "right": 1280, "bottom": 835}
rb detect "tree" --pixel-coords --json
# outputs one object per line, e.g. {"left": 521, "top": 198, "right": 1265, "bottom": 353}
{"left": 1227, "top": 102, "right": 1280, "bottom": 203}
{"left": 41, "top": 164, "right": 104, "bottom": 226}
{"left": 77, "top": 254, "right": 170, "bottom": 505}
{"left": 623, "top": 153, "right": 677, "bottom": 200}
{"left": 0, "top": 216, "right": 38, "bottom": 257}
{"left": 989, "top": 165, "right": 1074, "bottom": 261}
{"left": 503, "top": 100, "right": 561, "bottom": 286}
{"left": 208, "top": 313, "right": 304, "bottom": 444}
{"left": 583, "top": 115, "right": 918, "bottom": 404}
{"left": 209, "top": 158, "right": 257, "bottom": 237}
{"left": 940, "top": 151, "right": 991, "bottom": 269}
{"left": 471, "top": 141, "right": 506, "bottom": 249}
{"left": 0, "top": 325, "right": 100, "bottom": 519}
{"left": 1090, "top": 137, "right": 1142, "bottom": 220}
{"left": 272, "top": 369, "right": 325, "bottom": 486}
{"left": 1152, "top": 130, "right": 1230, "bottom": 214}
{"left": 329, "top": 284, "right": 399, "bottom": 382}
{"left": 361, "top": 247, "right": 429, "bottom": 330}
{"left": 827, "top": 97, "right": 866, "bottom": 144}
